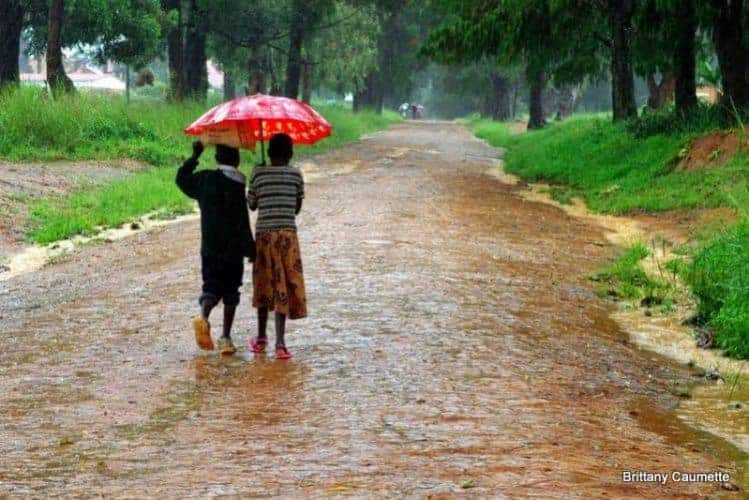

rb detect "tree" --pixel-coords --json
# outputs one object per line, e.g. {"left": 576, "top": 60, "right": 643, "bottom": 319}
{"left": 710, "top": 0, "right": 749, "bottom": 111}
{"left": 283, "top": 0, "right": 335, "bottom": 98}
{"left": 305, "top": 3, "right": 379, "bottom": 98}
{"left": 422, "top": 0, "right": 602, "bottom": 128}
{"left": 47, "top": 0, "right": 75, "bottom": 95}
{"left": 183, "top": 0, "right": 208, "bottom": 100}
{"left": 0, "top": 0, "right": 25, "bottom": 88}
{"left": 162, "top": 0, "right": 185, "bottom": 100}
{"left": 673, "top": 0, "right": 697, "bottom": 112}
{"left": 351, "top": 0, "right": 428, "bottom": 113}
{"left": 608, "top": 0, "right": 636, "bottom": 119}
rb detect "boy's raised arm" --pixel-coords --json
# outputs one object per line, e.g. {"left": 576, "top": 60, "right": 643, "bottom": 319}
{"left": 176, "top": 141, "right": 205, "bottom": 199}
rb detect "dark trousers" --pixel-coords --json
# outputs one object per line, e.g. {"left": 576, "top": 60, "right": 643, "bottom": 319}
{"left": 200, "top": 254, "right": 244, "bottom": 306}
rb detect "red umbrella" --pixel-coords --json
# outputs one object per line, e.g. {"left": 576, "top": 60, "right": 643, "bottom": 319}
{"left": 184, "top": 93, "right": 333, "bottom": 164}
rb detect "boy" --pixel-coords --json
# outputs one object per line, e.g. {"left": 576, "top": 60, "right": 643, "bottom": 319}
{"left": 176, "top": 141, "right": 255, "bottom": 355}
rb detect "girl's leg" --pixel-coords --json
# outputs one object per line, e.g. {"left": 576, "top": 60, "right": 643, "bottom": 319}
{"left": 274, "top": 312, "right": 286, "bottom": 347}
{"left": 257, "top": 307, "right": 269, "bottom": 340}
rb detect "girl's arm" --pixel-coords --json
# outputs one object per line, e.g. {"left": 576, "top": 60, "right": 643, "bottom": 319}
{"left": 247, "top": 173, "right": 258, "bottom": 211}
{"left": 296, "top": 172, "right": 304, "bottom": 215}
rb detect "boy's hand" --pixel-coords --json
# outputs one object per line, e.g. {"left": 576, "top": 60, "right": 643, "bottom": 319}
{"left": 248, "top": 244, "right": 256, "bottom": 263}
{"left": 192, "top": 140, "right": 204, "bottom": 159}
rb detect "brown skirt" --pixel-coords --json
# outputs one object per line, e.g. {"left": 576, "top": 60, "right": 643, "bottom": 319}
{"left": 252, "top": 229, "right": 307, "bottom": 319}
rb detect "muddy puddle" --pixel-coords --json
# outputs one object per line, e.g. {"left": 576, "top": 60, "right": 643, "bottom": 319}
{"left": 0, "top": 122, "right": 745, "bottom": 496}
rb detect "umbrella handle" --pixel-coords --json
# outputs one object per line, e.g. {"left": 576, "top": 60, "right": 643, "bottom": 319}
{"left": 259, "top": 118, "right": 266, "bottom": 166}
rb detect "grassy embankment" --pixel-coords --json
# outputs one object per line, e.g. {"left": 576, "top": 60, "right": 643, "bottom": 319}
{"left": 470, "top": 110, "right": 749, "bottom": 359}
{"left": 0, "top": 87, "right": 400, "bottom": 245}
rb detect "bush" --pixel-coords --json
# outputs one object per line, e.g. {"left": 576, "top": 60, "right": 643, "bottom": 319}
{"left": 0, "top": 86, "right": 207, "bottom": 164}
{"left": 470, "top": 113, "right": 749, "bottom": 214}
{"left": 689, "top": 222, "right": 749, "bottom": 359}
{"left": 590, "top": 243, "right": 669, "bottom": 301}
{"left": 625, "top": 103, "right": 734, "bottom": 139}
{"left": 5, "top": 89, "right": 401, "bottom": 243}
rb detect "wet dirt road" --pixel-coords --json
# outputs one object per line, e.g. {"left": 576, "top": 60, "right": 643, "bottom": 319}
{"left": 0, "top": 122, "right": 744, "bottom": 497}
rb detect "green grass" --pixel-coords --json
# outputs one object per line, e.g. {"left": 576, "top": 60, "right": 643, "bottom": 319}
{"left": 688, "top": 222, "right": 749, "bottom": 359}
{"left": 469, "top": 114, "right": 749, "bottom": 214}
{"left": 0, "top": 86, "right": 208, "bottom": 165}
{"left": 470, "top": 110, "right": 749, "bottom": 359}
{"left": 0, "top": 87, "right": 400, "bottom": 244}
{"left": 589, "top": 243, "right": 670, "bottom": 303}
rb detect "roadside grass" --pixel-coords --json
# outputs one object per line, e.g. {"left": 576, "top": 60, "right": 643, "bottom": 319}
{"left": 688, "top": 222, "right": 749, "bottom": 359}
{"left": 0, "top": 86, "right": 205, "bottom": 165}
{"left": 589, "top": 243, "right": 672, "bottom": 308}
{"left": 469, "top": 110, "right": 749, "bottom": 359}
{"left": 0, "top": 88, "right": 400, "bottom": 244}
{"left": 469, "top": 113, "right": 749, "bottom": 215}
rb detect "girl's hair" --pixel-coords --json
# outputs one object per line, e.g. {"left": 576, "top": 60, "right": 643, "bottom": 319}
{"left": 268, "top": 133, "right": 294, "bottom": 162}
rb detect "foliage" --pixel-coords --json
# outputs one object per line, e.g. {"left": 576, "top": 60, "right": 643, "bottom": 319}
{"left": 24, "top": 0, "right": 164, "bottom": 68}
{"left": 469, "top": 113, "right": 749, "bottom": 214}
{"left": 0, "top": 86, "right": 203, "bottom": 164}
{"left": 0, "top": 88, "right": 400, "bottom": 243}
{"left": 625, "top": 102, "right": 734, "bottom": 138}
{"left": 589, "top": 243, "right": 668, "bottom": 301}
{"left": 307, "top": 2, "right": 380, "bottom": 95}
{"left": 689, "top": 222, "right": 749, "bottom": 359}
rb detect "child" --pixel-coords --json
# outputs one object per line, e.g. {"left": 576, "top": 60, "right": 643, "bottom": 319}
{"left": 247, "top": 133, "right": 307, "bottom": 359}
{"left": 176, "top": 141, "right": 255, "bottom": 355}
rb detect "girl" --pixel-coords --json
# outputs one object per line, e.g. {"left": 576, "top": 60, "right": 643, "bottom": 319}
{"left": 247, "top": 133, "right": 307, "bottom": 359}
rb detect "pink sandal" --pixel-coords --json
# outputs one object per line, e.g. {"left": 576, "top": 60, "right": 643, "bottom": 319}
{"left": 249, "top": 336, "right": 268, "bottom": 353}
{"left": 275, "top": 345, "right": 293, "bottom": 360}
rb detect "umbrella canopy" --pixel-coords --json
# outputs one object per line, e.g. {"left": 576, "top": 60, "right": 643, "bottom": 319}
{"left": 184, "top": 94, "right": 332, "bottom": 151}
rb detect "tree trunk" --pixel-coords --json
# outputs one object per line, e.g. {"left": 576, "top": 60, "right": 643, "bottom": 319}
{"left": 556, "top": 85, "right": 578, "bottom": 119}
{"left": 162, "top": 0, "right": 185, "bottom": 101}
{"left": 353, "top": 71, "right": 383, "bottom": 113}
{"left": 713, "top": 0, "right": 749, "bottom": 111}
{"left": 125, "top": 65, "right": 131, "bottom": 103}
{"left": 268, "top": 47, "right": 282, "bottom": 95}
{"left": 46, "top": 0, "right": 75, "bottom": 96}
{"left": 183, "top": 0, "right": 208, "bottom": 100}
{"left": 301, "top": 60, "right": 313, "bottom": 104}
{"left": 609, "top": 0, "right": 637, "bottom": 120}
{"left": 527, "top": 68, "right": 546, "bottom": 130}
{"left": 646, "top": 73, "right": 675, "bottom": 109}
{"left": 224, "top": 70, "right": 236, "bottom": 101}
{"left": 673, "top": 0, "right": 697, "bottom": 113}
{"left": 246, "top": 47, "right": 266, "bottom": 95}
{"left": 490, "top": 74, "right": 511, "bottom": 121}
{"left": 284, "top": 0, "right": 305, "bottom": 99}
{"left": 0, "top": 0, "right": 24, "bottom": 88}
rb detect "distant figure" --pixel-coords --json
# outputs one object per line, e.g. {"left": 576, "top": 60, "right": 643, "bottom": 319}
{"left": 399, "top": 102, "right": 410, "bottom": 119}
{"left": 176, "top": 141, "right": 255, "bottom": 355}
{"left": 411, "top": 104, "right": 418, "bottom": 119}
{"left": 247, "top": 133, "right": 307, "bottom": 360}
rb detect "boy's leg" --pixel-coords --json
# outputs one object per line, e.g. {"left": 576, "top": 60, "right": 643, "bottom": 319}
{"left": 200, "top": 297, "right": 217, "bottom": 319}
{"left": 216, "top": 257, "right": 243, "bottom": 355}
{"left": 222, "top": 305, "right": 236, "bottom": 338}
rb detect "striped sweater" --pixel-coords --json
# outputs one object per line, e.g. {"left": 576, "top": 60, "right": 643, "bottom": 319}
{"left": 248, "top": 165, "right": 304, "bottom": 233}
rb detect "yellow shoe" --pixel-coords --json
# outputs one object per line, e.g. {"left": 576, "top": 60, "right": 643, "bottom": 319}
{"left": 193, "top": 316, "right": 214, "bottom": 351}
